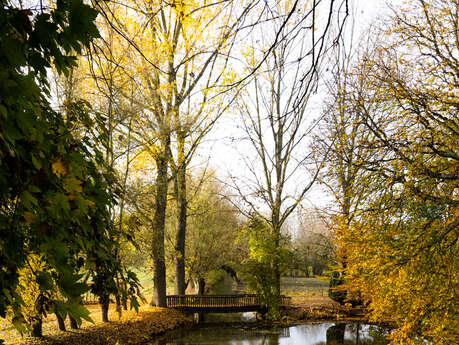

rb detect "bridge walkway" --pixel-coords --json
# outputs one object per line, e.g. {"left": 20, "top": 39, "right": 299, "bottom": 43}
{"left": 166, "top": 294, "right": 291, "bottom": 313}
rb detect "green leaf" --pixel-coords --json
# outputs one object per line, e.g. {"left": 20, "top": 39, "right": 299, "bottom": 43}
{"left": 21, "top": 190, "right": 37, "bottom": 208}
{"left": 0, "top": 105, "right": 7, "bottom": 118}
{"left": 36, "top": 271, "right": 54, "bottom": 290}
{"left": 67, "top": 303, "right": 93, "bottom": 325}
{"left": 63, "top": 176, "right": 83, "bottom": 193}
{"left": 2, "top": 38, "right": 26, "bottom": 67}
{"left": 130, "top": 296, "right": 140, "bottom": 312}
{"left": 31, "top": 155, "right": 42, "bottom": 169}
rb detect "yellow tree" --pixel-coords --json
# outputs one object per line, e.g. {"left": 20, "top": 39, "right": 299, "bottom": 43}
{"left": 336, "top": 1, "right": 458, "bottom": 343}
{"left": 50, "top": 7, "right": 148, "bottom": 321}
{"left": 314, "top": 22, "right": 388, "bottom": 303}
{"left": 93, "top": 0, "right": 256, "bottom": 306}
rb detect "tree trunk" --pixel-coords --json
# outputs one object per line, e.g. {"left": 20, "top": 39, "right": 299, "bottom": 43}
{"left": 119, "top": 280, "right": 128, "bottom": 310}
{"left": 69, "top": 316, "right": 78, "bottom": 329}
{"left": 100, "top": 295, "right": 110, "bottom": 322}
{"left": 151, "top": 152, "right": 169, "bottom": 307}
{"left": 56, "top": 313, "right": 66, "bottom": 331}
{"left": 174, "top": 163, "right": 187, "bottom": 295}
{"left": 115, "top": 294, "right": 122, "bottom": 319}
{"left": 30, "top": 317, "right": 42, "bottom": 337}
{"left": 273, "top": 226, "right": 281, "bottom": 298}
{"left": 101, "top": 302, "right": 109, "bottom": 323}
{"left": 197, "top": 278, "right": 206, "bottom": 295}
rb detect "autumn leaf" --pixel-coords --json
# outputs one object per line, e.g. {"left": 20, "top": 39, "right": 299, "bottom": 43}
{"left": 51, "top": 158, "right": 68, "bottom": 178}
{"left": 23, "top": 212, "right": 35, "bottom": 225}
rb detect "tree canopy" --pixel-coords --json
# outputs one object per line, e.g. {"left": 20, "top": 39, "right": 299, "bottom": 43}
{"left": 321, "top": 1, "right": 458, "bottom": 343}
{"left": 0, "top": 0, "right": 138, "bottom": 336}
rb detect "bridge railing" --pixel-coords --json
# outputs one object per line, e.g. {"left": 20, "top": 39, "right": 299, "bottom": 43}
{"left": 166, "top": 294, "right": 291, "bottom": 308}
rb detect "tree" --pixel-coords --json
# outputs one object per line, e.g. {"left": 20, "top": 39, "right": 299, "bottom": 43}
{"left": 80, "top": 18, "right": 144, "bottom": 321}
{"left": 52, "top": 53, "right": 144, "bottom": 322}
{"left": 241, "top": 214, "right": 290, "bottom": 319}
{"left": 181, "top": 173, "right": 242, "bottom": 295}
{"left": 233, "top": 0, "right": 346, "bottom": 312}
{"left": 0, "top": 0, "right": 139, "bottom": 337}
{"left": 291, "top": 210, "right": 333, "bottom": 277}
{"left": 93, "top": 0, "right": 260, "bottom": 305}
{"left": 332, "top": 1, "right": 458, "bottom": 343}
{"left": 314, "top": 21, "right": 384, "bottom": 304}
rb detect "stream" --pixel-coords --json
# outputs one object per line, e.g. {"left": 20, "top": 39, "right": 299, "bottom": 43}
{"left": 158, "top": 276, "right": 390, "bottom": 344}
{"left": 153, "top": 322, "right": 390, "bottom": 344}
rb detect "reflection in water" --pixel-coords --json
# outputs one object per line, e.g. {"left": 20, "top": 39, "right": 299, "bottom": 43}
{"left": 327, "top": 324, "right": 345, "bottom": 344}
{"left": 156, "top": 323, "right": 390, "bottom": 345}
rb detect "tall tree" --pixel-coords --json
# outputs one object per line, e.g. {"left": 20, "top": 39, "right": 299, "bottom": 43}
{"left": 84, "top": 18, "right": 143, "bottom": 320}
{"left": 94, "top": 0, "right": 259, "bottom": 305}
{"left": 0, "top": 0, "right": 124, "bottom": 336}
{"left": 314, "top": 20, "right": 385, "bottom": 303}
{"left": 233, "top": 0, "right": 348, "bottom": 310}
{"left": 333, "top": 1, "right": 458, "bottom": 343}
{"left": 51, "top": 29, "right": 144, "bottom": 320}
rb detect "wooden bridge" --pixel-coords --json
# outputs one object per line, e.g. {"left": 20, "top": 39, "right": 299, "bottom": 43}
{"left": 166, "top": 294, "right": 291, "bottom": 313}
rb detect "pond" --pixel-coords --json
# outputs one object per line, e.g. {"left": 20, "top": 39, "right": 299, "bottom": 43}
{"left": 154, "top": 323, "right": 390, "bottom": 345}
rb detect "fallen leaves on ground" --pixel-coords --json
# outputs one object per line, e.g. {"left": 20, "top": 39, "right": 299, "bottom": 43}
{"left": 3, "top": 306, "right": 192, "bottom": 345}
{"left": 281, "top": 298, "right": 368, "bottom": 323}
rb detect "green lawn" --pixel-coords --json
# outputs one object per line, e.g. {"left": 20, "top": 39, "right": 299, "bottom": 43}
{"left": 281, "top": 277, "right": 329, "bottom": 298}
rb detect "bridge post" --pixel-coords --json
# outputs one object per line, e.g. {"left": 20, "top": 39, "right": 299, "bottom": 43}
{"left": 194, "top": 312, "right": 205, "bottom": 323}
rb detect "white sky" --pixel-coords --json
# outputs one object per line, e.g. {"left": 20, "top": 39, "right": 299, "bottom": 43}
{"left": 195, "top": 0, "right": 393, "bottom": 216}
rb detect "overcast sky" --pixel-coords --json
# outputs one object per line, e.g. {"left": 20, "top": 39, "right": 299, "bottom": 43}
{"left": 195, "top": 0, "right": 394, "bottom": 220}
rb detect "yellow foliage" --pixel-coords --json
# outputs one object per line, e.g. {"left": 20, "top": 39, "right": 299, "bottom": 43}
{"left": 326, "top": 1, "right": 458, "bottom": 344}
{"left": 51, "top": 158, "right": 68, "bottom": 178}
{"left": 14, "top": 255, "right": 51, "bottom": 331}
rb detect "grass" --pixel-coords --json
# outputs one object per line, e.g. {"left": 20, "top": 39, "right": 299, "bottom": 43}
{"left": 280, "top": 276, "right": 333, "bottom": 307}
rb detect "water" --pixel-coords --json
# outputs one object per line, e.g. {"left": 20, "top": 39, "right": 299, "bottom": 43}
{"left": 155, "top": 323, "right": 390, "bottom": 345}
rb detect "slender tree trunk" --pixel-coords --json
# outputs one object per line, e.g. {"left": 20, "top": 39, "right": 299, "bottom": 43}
{"left": 151, "top": 150, "right": 169, "bottom": 307}
{"left": 174, "top": 160, "right": 187, "bottom": 295}
{"left": 197, "top": 278, "right": 206, "bottom": 295}
{"left": 273, "top": 223, "right": 281, "bottom": 298}
{"left": 356, "top": 323, "right": 360, "bottom": 343}
{"left": 115, "top": 294, "right": 122, "bottom": 319}
{"left": 69, "top": 316, "right": 78, "bottom": 329}
{"left": 122, "top": 282, "right": 128, "bottom": 311}
{"left": 100, "top": 295, "right": 110, "bottom": 322}
{"left": 30, "top": 317, "right": 42, "bottom": 337}
{"left": 56, "top": 313, "right": 66, "bottom": 331}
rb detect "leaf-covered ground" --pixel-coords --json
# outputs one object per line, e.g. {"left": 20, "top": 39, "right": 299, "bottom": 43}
{"left": 1, "top": 304, "right": 192, "bottom": 345}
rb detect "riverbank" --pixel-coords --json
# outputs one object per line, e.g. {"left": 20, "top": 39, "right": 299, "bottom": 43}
{"left": 0, "top": 306, "right": 192, "bottom": 345}
{"left": 0, "top": 299, "right": 389, "bottom": 344}
{"left": 282, "top": 302, "right": 368, "bottom": 324}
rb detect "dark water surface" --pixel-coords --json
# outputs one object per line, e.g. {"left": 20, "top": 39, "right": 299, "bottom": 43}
{"left": 155, "top": 323, "right": 390, "bottom": 345}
